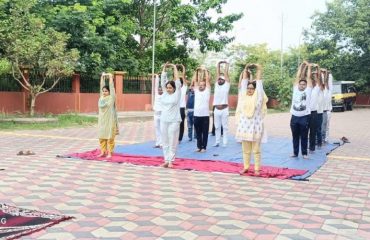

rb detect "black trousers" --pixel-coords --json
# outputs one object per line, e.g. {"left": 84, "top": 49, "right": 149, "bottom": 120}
{"left": 194, "top": 116, "right": 210, "bottom": 150}
{"left": 290, "top": 115, "right": 309, "bottom": 156}
{"left": 179, "top": 107, "right": 185, "bottom": 141}
{"left": 309, "top": 111, "right": 318, "bottom": 151}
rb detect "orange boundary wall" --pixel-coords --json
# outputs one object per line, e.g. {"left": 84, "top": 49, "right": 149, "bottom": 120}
{"left": 0, "top": 92, "right": 240, "bottom": 114}
{"left": 1, "top": 70, "right": 368, "bottom": 114}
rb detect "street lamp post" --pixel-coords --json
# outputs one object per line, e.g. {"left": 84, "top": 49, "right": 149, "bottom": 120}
{"left": 280, "top": 13, "right": 284, "bottom": 80}
{"left": 151, "top": 0, "right": 157, "bottom": 108}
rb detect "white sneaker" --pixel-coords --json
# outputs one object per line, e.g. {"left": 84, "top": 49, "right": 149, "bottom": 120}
{"left": 212, "top": 143, "right": 219, "bottom": 147}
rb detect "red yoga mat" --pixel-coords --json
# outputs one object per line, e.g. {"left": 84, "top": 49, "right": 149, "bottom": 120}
{"left": 65, "top": 149, "right": 307, "bottom": 179}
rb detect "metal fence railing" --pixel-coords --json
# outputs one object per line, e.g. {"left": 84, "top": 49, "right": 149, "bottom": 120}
{"left": 123, "top": 76, "right": 152, "bottom": 94}
{"left": 1, "top": 73, "right": 241, "bottom": 95}
{"left": 80, "top": 73, "right": 100, "bottom": 93}
{"left": 0, "top": 74, "right": 22, "bottom": 92}
{"left": 47, "top": 77, "right": 72, "bottom": 92}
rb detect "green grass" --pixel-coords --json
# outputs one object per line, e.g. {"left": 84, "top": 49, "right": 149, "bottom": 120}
{"left": 0, "top": 113, "right": 97, "bottom": 130}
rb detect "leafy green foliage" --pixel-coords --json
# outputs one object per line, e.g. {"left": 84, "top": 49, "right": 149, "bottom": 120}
{"left": 0, "top": 0, "right": 80, "bottom": 115}
{"left": 305, "top": 0, "right": 370, "bottom": 93}
{"left": 35, "top": 0, "right": 242, "bottom": 76}
{"left": 231, "top": 44, "right": 297, "bottom": 107}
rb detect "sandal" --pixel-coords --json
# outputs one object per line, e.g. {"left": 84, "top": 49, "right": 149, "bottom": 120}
{"left": 239, "top": 169, "right": 249, "bottom": 175}
{"left": 25, "top": 150, "right": 35, "bottom": 155}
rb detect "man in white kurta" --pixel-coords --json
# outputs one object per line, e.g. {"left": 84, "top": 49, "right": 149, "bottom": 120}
{"left": 213, "top": 61, "right": 231, "bottom": 147}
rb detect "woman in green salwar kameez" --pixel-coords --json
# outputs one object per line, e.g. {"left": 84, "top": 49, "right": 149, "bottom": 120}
{"left": 98, "top": 73, "right": 118, "bottom": 158}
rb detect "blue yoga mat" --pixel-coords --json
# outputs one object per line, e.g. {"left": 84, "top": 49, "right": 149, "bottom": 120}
{"left": 114, "top": 135, "right": 340, "bottom": 180}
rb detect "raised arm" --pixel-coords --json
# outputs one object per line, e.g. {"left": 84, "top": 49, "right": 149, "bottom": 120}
{"left": 161, "top": 63, "right": 168, "bottom": 90}
{"left": 192, "top": 70, "right": 198, "bottom": 89}
{"left": 224, "top": 62, "right": 230, "bottom": 82}
{"left": 216, "top": 61, "right": 221, "bottom": 79}
{"left": 108, "top": 73, "right": 115, "bottom": 99}
{"left": 168, "top": 64, "right": 182, "bottom": 100}
{"left": 295, "top": 61, "right": 309, "bottom": 86}
{"left": 254, "top": 64, "right": 262, "bottom": 80}
{"left": 319, "top": 68, "right": 327, "bottom": 88}
{"left": 100, "top": 73, "right": 105, "bottom": 96}
{"left": 205, "top": 69, "right": 211, "bottom": 89}
{"left": 177, "top": 64, "right": 187, "bottom": 85}
{"left": 306, "top": 63, "right": 313, "bottom": 88}
{"left": 171, "top": 64, "right": 179, "bottom": 81}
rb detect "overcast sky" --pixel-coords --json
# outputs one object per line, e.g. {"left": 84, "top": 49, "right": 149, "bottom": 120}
{"left": 212, "top": 0, "right": 329, "bottom": 50}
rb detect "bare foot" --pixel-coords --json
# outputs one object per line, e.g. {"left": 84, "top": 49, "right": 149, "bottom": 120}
{"left": 106, "top": 154, "right": 112, "bottom": 159}
{"left": 195, "top": 149, "right": 201, "bottom": 152}
{"left": 239, "top": 169, "right": 248, "bottom": 175}
{"left": 160, "top": 162, "right": 169, "bottom": 168}
{"left": 290, "top": 154, "right": 298, "bottom": 158}
{"left": 303, "top": 155, "right": 309, "bottom": 159}
{"left": 168, "top": 162, "right": 173, "bottom": 168}
{"left": 254, "top": 170, "right": 260, "bottom": 176}
{"left": 97, "top": 153, "right": 106, "bottom": 157}
{"left": 200, "top": 149, "right": 206, "bottom": 153}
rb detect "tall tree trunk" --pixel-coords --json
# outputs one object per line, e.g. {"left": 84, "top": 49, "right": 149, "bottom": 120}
{"left": 29, "top": 94, "right": 36, "bottom": 117}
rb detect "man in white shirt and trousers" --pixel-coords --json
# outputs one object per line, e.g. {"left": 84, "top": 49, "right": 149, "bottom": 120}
{"left": 212, "top": 61, "right": 231, "bottom": 147}
{"left": 193, "top": 67, "right": 211, "bottom": 153}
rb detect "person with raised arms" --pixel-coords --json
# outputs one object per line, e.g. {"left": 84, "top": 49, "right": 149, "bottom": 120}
{"left": 97, "top": 73, "right": 118, "bottom": 159}
{"left": 159, "top": 63, "right": 182, "bottom": 168}
{"left": 212, "top": 61, "right": 231, "bottom": 147}
{"left": 290, "top": 61, "right": 313, "bottom": 159}
{"left": 193, "top": 67, "right": 211, "bottom": 153}
{"left": 236, "top": 64, "right": 268, "bottom": 176}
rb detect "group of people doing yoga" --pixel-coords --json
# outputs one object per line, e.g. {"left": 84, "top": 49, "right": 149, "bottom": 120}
{"left": 96, "top": 60, "right": 333, "bottom": 176}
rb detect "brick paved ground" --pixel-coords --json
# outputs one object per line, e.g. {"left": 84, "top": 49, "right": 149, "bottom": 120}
{"left": 0, "top": 108, "right": 369, "bottom": 239}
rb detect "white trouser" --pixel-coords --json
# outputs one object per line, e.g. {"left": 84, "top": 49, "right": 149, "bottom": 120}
{"left": 154, "top": 111, "right": 161, "bottom": 146}
{"left": 214, "top": 107, "right": 229, "bottom": 145}
{"left": 160, "top": 121, "right": 180, "bottom": 162}
{"left": 325, "top": 111, "right": 331, "bottom": 142}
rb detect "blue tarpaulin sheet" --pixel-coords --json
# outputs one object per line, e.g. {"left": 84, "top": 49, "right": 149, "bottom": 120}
{"left": 115, "top": 135, "right": 340, "bottom": 180}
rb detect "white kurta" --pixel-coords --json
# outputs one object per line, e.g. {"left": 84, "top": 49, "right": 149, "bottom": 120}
{"left": 235, "top": 80, "right": 267, "bottom": 143}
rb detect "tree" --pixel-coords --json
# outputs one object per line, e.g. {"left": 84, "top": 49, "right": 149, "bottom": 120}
{"left": 0, "top": 0, "right": 79, "bottom": 116}
{"left": 35, "top": 0, "right": 242, "bottom": 76}
{"left": 305, "top": 0, "right": 370, "bottom": 93}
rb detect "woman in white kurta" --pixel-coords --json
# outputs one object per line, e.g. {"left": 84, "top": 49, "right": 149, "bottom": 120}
{"left": 98, "top": 73, "right": 118, "bottom": 158}
{"left": 236, "top": 64, "right": 268, "bottom": 175}
{"left": 160, "top": 64, "right": 182, "bottom": 168}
